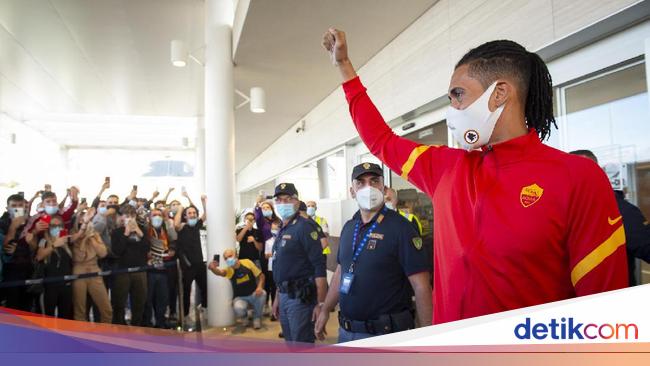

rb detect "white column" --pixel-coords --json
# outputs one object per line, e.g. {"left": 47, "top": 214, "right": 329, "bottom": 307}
{"left": 317, "top": 158, "right": 330, "bottom": 199}
{"left": 195, "top": 117, "right": 206, "bottom": 194}
{"left": 204, "top": 0, "right": 235, "bottom": 327}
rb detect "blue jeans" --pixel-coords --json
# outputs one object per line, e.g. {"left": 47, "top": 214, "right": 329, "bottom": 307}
{"left": 278, "top": 293, "right": 315, "bottom": 343}
{"left": 338, "top": 327, "right": 374, "bottom": 343}
{"left": 233, "top": 291, "right": 266, "bottom": 320}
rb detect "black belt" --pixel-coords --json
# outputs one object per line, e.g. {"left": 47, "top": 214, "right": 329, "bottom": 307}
{"left": 277, "top": 277, "right": 311, "bottom": 293}
{"left": 338, "top": 309, "right": 415, "bottom": 335}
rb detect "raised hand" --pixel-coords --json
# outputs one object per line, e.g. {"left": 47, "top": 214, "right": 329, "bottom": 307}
{"left": 322, "top": 28, "right": 348, "bottom": 66}
{"left": 34, "top": 220, "right": 49, "bottom": 233}
{"left": 77, "top": 200, "right": 88, "bottom": 212}
{"left": 52, "top": 236, "right": 68, "bottom": 248}
{"left": 69, "top": 186, "right": 80, "bottom": 201}
{"left": 322, "top": 28, "right": 357, "bottom": 81}
{"left": 83, "top": 207, "right": 96, "bottom": 224}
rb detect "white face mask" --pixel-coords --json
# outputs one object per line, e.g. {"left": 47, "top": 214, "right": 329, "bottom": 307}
{"left": 446, "top": 82, "right": 504, "bottom": 150}
{"left": 384, "top": 201, "right": 395, "bottom": 211}
{"left": 355, "top": 186, "right": 384, "bottom": 211}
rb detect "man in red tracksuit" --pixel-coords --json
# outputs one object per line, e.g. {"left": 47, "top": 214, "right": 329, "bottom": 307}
{"left": 322, "top": 29, "right": 627, "bottom": 324}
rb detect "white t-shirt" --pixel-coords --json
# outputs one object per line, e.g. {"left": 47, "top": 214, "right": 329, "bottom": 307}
{"left": 264, "top": 237, "right": 275, "bottom": 271}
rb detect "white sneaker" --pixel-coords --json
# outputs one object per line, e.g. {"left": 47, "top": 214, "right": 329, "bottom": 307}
{"left": 253, "top": 318, "right": 262, "bottom": 330}
{"left": 183, "top": 316, "right": 194, "bottom": 331}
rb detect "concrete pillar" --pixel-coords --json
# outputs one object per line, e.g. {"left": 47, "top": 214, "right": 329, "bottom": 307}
{"left": 317, "top": 158, "right": 330, "bottom": 199}
{"left": 204, "top": 0, "right": 235, "bottom": 327}
{"left": 195, "top": 117, "right": 206, "bottom": 194}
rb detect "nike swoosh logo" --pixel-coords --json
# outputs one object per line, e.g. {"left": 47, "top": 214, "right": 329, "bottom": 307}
{"left": 608, "top": 216, "right": 623, "bottom": 225}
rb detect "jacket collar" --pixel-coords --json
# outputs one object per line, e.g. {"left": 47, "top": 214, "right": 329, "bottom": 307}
{"left": 478, "top": 128, "right": 542, "bottom": 166}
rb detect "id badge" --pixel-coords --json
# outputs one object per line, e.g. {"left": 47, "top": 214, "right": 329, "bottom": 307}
{"left": 339, "top": 272, "right": 355, "bottom": 295}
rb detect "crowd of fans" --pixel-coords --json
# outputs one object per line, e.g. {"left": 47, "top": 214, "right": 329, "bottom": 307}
{"left": 0, "top": 179, "right": 209, "bottom": 330}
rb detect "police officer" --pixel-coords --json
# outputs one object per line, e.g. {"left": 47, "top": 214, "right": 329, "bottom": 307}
{"left": 306, "top": 201, "right": 333, "bottom": 255}
{"left": 306, "top": 201, "right": 329, "bottom": 235}
{"left": 299, "top": 201, "right": 330, "bottom": 256}
{"left": 384, "top": 187, "right": 423, "bottom": 236}
{"left": 314, "top": 163, "right": 432, "bottom": 343}
{"left": 271, "top": 183, "right": 327, "bottom": 343}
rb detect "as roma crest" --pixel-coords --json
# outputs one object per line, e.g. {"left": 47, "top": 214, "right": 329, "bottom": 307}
{"left": 520, "top": 183, "right": 544, "bottom": 208}
{"left": 412, "top": 237, "right": 423, "bottom": 251}
{"left": 310, "top": 231, "right": 318, "bottom": 240}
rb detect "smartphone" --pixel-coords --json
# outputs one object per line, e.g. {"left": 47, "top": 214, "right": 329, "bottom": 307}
{"left": 133, "top": 185, "right": 138, "bottom": 191}
{"left": 59, "top": 229, "right": 68, "bottom": 237}
{"left": 18, "top": 191, "right": 24, "bottom": 197}
{"left": 105, "top": 176, "right": 110, "bottom": 183}
{"left": 44, "top": 184, "right": 51, "bottom": 192}
{"left": 182, "top": 186, "right": 187, "bottom": 194}
{"left": 213, "top": 254, "right": 220, "bottom": 263}
{"left": 80, "top": 197, "right": 87, "bottom": 204}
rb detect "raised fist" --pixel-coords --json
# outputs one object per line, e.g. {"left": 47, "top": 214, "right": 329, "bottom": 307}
{"left": 322, "top": 28, "right": 349, "bottom": 66}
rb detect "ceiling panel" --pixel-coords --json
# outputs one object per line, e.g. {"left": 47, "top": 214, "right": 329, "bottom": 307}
{"left": 0, "top": 0, "right": 437, "bottom": 171}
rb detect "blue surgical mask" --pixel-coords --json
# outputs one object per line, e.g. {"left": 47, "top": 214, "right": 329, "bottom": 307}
{"left": 187, "top": 218, "right": 199, "bottom": 227}
{"left": 262, "top": 209, "right": 273, "bottom": 218}
{"left": 271, "top": 229, "right": 279, "bottom": 237}
{"left": 151, "top": 216, "right": 163, "bottom": 228}
{"left": 98, "top": 206, "right": 108, "bottom": 215}
{"left": 129, "top": 200, "right": 137, "bottom": 207}
{"left": 275, "top": 203, "right": 296, "bottom": 220}
{"left": 37, "top": 206, "right": 45, "bottom": 213}
{"left": 44, "top": 205, "right": 59, "bottom": 215}
{"left": 306, "top": 207, "right": 316, "bottom": 217}
{"left": 49, "top": 227, "right": 62, "bottom": 238}
{"left": 225, "top": 257, "right": 237, "bottom": 267}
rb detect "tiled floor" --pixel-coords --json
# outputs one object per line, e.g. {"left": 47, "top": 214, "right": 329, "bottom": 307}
{"left": 201, "top": 311, "right": 340, "bottom": 344}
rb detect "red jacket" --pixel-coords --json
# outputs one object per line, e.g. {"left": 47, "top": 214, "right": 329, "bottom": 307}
{"left": 343, "top": 76, "right": 627, "bottom": 324}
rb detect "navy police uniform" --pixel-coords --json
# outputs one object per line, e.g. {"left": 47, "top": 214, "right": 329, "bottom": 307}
{"left": 272, "top": 183, "right": 326, "bottom": 343}
{"left": 614, "top": 190, "right": 650, "bottom": 286}
{"left": 337, "top": 163, "right": 430, "bottom": 342}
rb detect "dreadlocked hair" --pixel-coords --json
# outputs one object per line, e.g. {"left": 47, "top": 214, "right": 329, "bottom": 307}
{"left": 456, "top": 40, "right": 557, "bottom": 141}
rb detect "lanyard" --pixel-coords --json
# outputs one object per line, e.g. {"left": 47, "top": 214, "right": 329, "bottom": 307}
{"left": 349, "top": 207, "right": 386, "bottom": 274}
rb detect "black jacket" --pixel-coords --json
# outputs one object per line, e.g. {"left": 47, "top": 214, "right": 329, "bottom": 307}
{"left": 615, "top": 190, "right": 650, "bottom": 286}
{"left": 111, "top": 226, "right": 150, "bottom": 269}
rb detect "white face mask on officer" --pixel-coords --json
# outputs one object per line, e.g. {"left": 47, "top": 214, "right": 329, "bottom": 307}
{"left": 355, "top": 186, "right": 384, "bottom": 211}
{"left": 446, "top": 82, "right": 504, "bottom": 151}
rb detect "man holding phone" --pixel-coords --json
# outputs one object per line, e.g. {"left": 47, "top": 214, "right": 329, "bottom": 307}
{"left": 236, "top": 212, "right": 264, "bottom": 268}
{"left": 0, "top": 193, "right": 29, "bottom": 308}
{"left": 208, "top": 248, "right": 266, "bottom": 330}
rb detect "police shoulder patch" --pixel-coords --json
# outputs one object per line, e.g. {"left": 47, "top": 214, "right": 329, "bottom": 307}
{"left": 412, "top": 237, "right": 423, "bottom": 250}
{"left": 310, "top": 231, "right": 318, "bottom": 240}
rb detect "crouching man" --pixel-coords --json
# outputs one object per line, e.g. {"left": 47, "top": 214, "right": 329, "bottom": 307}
{"left": 208, "top": 248, "right": 266, "bottom": 329}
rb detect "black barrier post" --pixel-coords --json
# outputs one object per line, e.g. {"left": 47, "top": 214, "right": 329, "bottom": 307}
{"left": 176, "top": 258, "right": 185, "bottom": 331}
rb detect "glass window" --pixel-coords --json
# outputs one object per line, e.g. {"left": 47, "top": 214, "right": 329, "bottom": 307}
{"left": 388, "top": 121, "right": 448, "bottom": 241}
{"left": 239, "top": 180, "right": 276, "bottom": 213}
{"left": 323, "top": 150, "right": 348, "bottom": 200}
{"left": 564, "top": 63, "right": 650, "bottom": 161}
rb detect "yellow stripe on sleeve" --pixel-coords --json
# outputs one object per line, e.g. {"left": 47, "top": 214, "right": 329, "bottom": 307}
{"left": 400, "top": 145, "right": 431, "bottom": 180}
{"left": 571, "top": 225, "right": 626, "bottom": 286}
